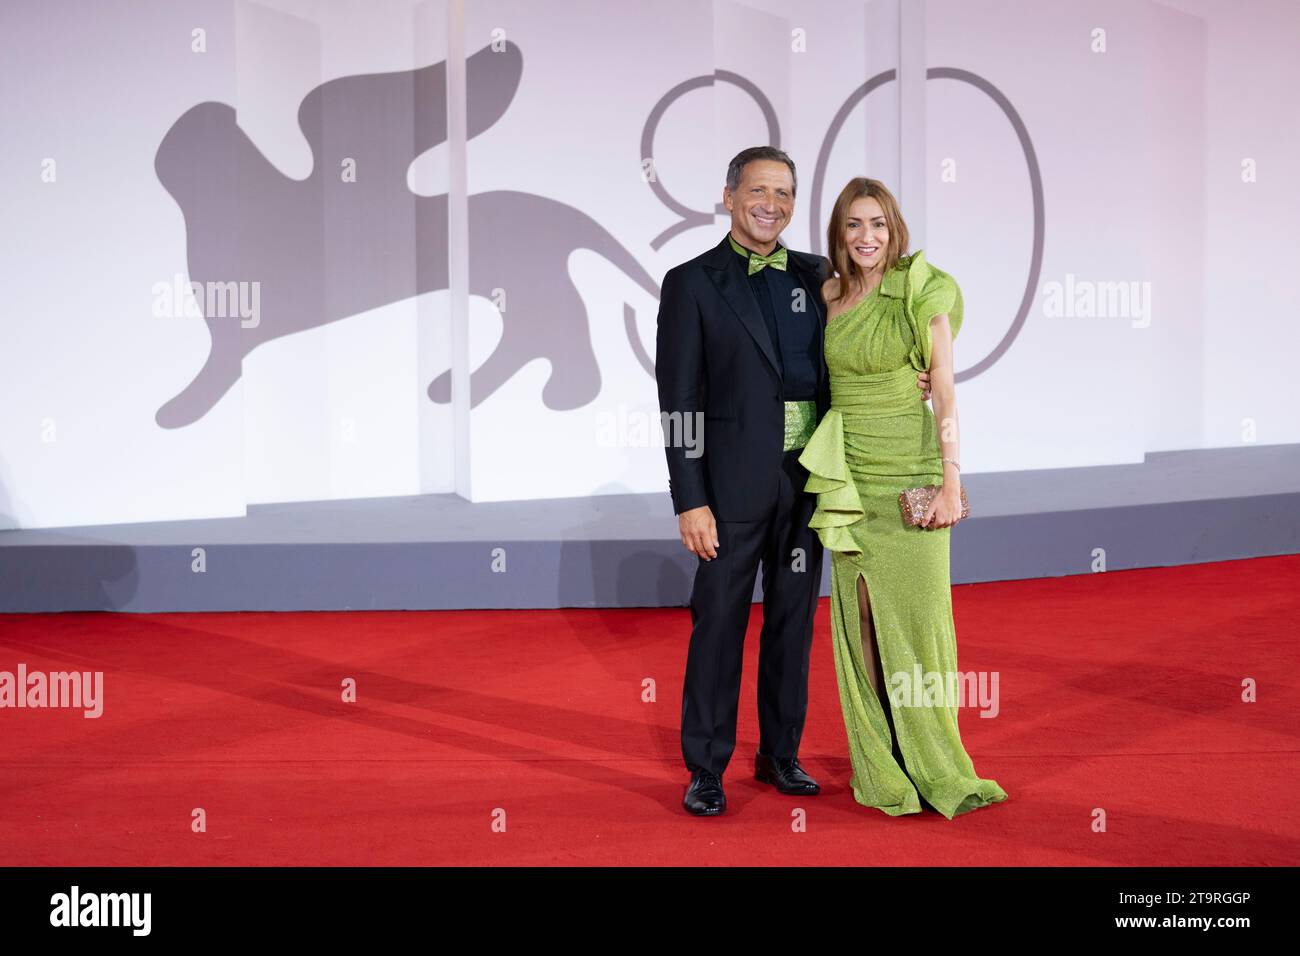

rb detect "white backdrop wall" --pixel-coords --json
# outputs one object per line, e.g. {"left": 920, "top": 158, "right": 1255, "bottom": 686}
{"left": 0, "top": 0, "right": 1296, "bottom": 529}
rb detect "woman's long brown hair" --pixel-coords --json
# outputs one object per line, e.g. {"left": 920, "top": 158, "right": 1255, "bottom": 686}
{"left": 824, "top": 178, "right": 910, "bottom": 306}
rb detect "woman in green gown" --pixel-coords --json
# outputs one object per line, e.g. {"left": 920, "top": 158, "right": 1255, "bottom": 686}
{"left": 798, "top": 178, "right": 1007, "bottom": 818}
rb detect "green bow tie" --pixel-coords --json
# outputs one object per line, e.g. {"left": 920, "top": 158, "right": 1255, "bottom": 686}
{"left": 728, "top": 233, "right": 788, "bottom": 275}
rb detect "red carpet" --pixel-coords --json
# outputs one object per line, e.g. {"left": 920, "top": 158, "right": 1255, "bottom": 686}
{"left": 1, "top": 554, "right": 1297, "bottom": 866}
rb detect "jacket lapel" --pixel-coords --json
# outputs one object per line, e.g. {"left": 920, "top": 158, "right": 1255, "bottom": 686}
{"left": 703, "top": 236, "right": 832, "bottom": 391}
{"left": 704, "top": 236, "right": 782, "bottom": 381}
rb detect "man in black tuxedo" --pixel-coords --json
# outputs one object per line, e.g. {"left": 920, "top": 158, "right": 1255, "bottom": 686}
{"left": 655, "top": 146, "right": 833, "bottom": 816}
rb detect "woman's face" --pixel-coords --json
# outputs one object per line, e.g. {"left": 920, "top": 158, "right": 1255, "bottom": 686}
{"left": 843, "top": 196, "right": 889, "bottom": 276}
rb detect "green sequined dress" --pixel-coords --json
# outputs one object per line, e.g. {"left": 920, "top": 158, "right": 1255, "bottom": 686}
{"left": 798, "top": 250, "right": 1007, "bottom": 819}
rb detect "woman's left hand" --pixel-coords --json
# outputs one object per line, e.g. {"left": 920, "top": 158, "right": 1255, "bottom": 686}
{"left": 922, "top": 485, "right": 964, "bottom": 529}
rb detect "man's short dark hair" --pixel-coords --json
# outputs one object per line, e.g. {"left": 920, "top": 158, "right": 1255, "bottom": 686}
{"left": 726, "top": 146, "right": 797, "bottom": 197}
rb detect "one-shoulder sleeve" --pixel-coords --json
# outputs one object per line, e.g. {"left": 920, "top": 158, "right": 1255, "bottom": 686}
{"left": 903, "top": 250, "right": 963, "bottom": 371}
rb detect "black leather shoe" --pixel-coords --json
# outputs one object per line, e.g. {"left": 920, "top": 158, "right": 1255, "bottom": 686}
{"left": 754, "top": 752, "right": 820, "bottom": 795}
{"left": 683, "top": 769, "right": 726, "bottom": 815}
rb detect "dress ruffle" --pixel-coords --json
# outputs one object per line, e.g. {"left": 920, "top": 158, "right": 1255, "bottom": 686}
{"left": 901, "top": 249, "right": 963, "bottom": 372}
{"left": 797, "top": 409, "right": 865, "bottom": 556}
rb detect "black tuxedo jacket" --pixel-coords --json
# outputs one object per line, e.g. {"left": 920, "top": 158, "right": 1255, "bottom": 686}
{"left": 655, "top": 234, "right": 833, "bottom": 521}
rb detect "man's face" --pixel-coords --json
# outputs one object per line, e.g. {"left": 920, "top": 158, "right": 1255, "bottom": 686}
{"left": 723, "top": 159, "right": 794, "bottom": 253}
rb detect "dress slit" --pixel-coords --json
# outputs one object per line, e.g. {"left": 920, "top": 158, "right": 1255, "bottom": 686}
{"left": 852, "top": 566, "right": 907, "bottom": 769}
{"left": 829, "top": 553, "right": 922, "bottom": 815}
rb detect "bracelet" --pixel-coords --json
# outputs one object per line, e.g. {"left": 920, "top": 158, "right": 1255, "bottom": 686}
{"left": 942, "top": 457, "right": 960, "bottom": 471}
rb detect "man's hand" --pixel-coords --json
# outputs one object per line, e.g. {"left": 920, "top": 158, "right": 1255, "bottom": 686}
{"left": 916, "top": 369, "right": 932, "bottom": 401}
{"left": 678, "top": 505, "right": 719, "bottom": 560}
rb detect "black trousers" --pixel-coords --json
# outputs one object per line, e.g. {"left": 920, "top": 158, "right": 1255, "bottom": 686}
{"left": 680, "top": 447, "right": 824, "bottom": 776}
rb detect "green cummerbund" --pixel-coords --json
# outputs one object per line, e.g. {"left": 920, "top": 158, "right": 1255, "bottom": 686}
{"left": 783, "top": 400, "right": 817, "bottom": 452}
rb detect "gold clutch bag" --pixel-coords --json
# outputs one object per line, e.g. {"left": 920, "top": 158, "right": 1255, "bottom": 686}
{"left": 898, "top": 484, "right": 970, "bottom": 527}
